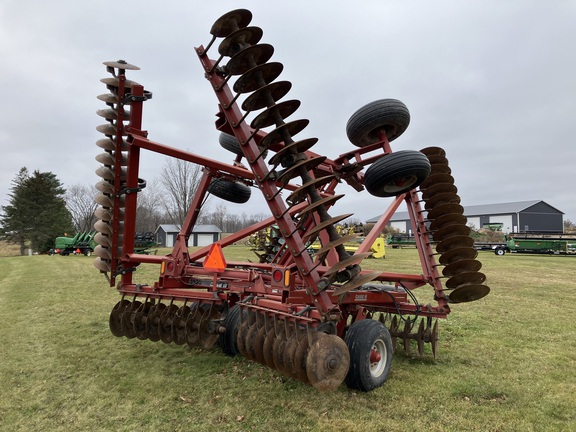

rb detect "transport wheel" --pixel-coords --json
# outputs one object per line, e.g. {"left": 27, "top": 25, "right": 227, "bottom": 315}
{"left": 208, "top": 178, "right": 251, "bottom": 204}
{"left": 219, "top": 132, "right": 268, "bottom": 159}
{"left": 344, "top": 319, "right": 393, "bottom": 392}
{"left": 364, "top": 151, "right": 431, "bottom": 197}
{"left": 219, "top": 305, "right": 242, "bottom": 356}
{"left": 346, "top": 99, "right": 410, "bottom": 147}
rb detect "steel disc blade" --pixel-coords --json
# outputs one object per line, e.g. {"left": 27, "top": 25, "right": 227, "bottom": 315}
{"left": 94, "top": 207, "right": 113, "bottom": 221}
{"left": 306, "top": 333, "right": 350, "bottom": 391}
{"left": 225, "top": 43, "right": 275, "bottom": 76}
{"left": 448, "top": 284, "right": 490, "bottom": 303}
{"left": 244, "top": 322, "right": 260, "bottom": 360}
{"left": 210, "top": 8, "right": 252, "bottom": 37}
{"left": 121, "top": 300, "right": 141, "bottom": 339}
{"left": 199, "top": 306, "right": 221, "bottom": 349}
{"left": 159, "top": 304, "right": 179, "bottom": 344}
{"left": 419, "top": 173, "right": 454, "bottom": 190}
{"left": 241, "top": 81, "right": 292, "bottom": 112}
{"left": 272, "top": 331, "right": 289, "bottom": 374}
{"left": 94, "top": 245, "right": 112, "bottom": 260}
{"left": 426, "top": 155, "right": 449, "bottom": 165}
{"left": 439, "top": 247, "right": 478, "bottom": 265}
{"left": 93, "top": 256, "right": 111, "bottom": 272}
{"left": 442, "top": 258, "right": 482, "bottom": 277}
{"left": 250, "top": 100, "right": 302, "bottom": 129}
{"left": 95, "top": 193, "right": 114, "bottom": 208}
{"left": 293, "top": 333, "right": 312, "bottom": 384}
{"left": 303, "top": 213, "right": 354, "bottom": 242}
{"left": 146, "top": 303, "right": 167, "bottom": 342}
{"left": 323, "top": 252, "right": 372, "bottom": 278}
{"left": 96, "top": 137, "right": 129, "bottom": 151}
{"left": 420, "top": 146, "right": 446, "bottom": 157}
{"left": 259, "top": 119, "right": 309, "bottom": 148}
{"left": 283, "top": 335, "right": 300, "bottom": 378}
{"left": 431, "top": 320, "right": 439, "bottom": 359}
{"left": 421, "top": 182, "right": 458, "bottom": 200}
{"left": 97, "top": 108, "right": 130, "bottom": 121}
{"left": 95, "top": 180, "right": 114, "bottom": 194}
{"left": 94, "top": 219, "right": 113, "bottom": 235}
{"left": 109, "top": 300, "right": 131, "bottom": 337}
{"left": 100, "top": 77, "right": 141, "bottom": 89}
{"left": 268, "top": 138, "right": 319, "bottom": 167}
{"left": 236, "top": 318, "right": 250, "bottom": 357}
{"left": 284, "top": 174, "right": 333, "bottom": 205}
{"left": 424, "top": 192, "right": 461, "bottom": 211}
{"left": 333, "top": 271, "right": 382, "bottom": 296}
{"left": 97, "top": 93, "right": 118, "bottom": 104}
{"left": 172, "top": 305, "right": 192, "bottom": 345}
{"left": 103, "top": 60, "right": 140, "bottom": 70}
{"left": 429, "top": 163, "right": 451, "bottom": 175}
{"left": 185, "top": 304, "right": 201, "bottom": 347}
{"left": 218, "top": 26, "right": 263, "bottom": 56}
{"left": 134, "top": 301, "right": 154, "bottom": 340}
{"left": 276, "top": 155, "right": 326, "bottom": 185}
{"left": 233, "top": 62, "right": 284, "bottom": 94}
{"left": 427, "top": 203, "right": 464, "bottom": 221}
{"left": 446, "top": 271, "right": 486, "bottom": 289}
{"left": 94, "top": 232, "right": 112, "bottom": 247}
{"left": 95, "top": 152, "right": 115, "bottom": 166}
{"left": 432, "top": 224, "right": 471, "bottom": 243}
{"left": 253, "top": 326, "right": 268, "bottom": 364}
{"left": 436, "top": 235, "right": 474, "bottom": 253}
{"left": 96, "top": 123, "right": 126, "bottom": 136}
{"left": 262, "top": 328, "right": 277, "bottom": 368}
{"left": 429, "top": 212, "right": 468, "bottom": 231}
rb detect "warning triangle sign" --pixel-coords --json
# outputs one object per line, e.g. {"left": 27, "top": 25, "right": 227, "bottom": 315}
{"left": 203, "top": 243, "right": 227, "bottom": 272}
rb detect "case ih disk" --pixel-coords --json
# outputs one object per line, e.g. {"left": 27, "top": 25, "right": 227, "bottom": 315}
{"left": 93, "top": 9, "right": 489, "bottom": 392}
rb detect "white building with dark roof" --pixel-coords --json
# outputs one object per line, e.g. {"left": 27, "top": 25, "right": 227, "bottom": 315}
{"left": 155, "top": 224, "right": 222, "bottom": 247}
{"left": 367, "top": 200, "right": 564, "bottom": 234}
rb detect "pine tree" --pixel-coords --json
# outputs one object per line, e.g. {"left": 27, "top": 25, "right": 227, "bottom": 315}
{"left": 0, "top": 168, "right": 74, "bottom": 254}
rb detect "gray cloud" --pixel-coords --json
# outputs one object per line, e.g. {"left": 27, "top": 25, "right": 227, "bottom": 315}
{"left": 1, "top": 0, "right": 574, "bottom": 224}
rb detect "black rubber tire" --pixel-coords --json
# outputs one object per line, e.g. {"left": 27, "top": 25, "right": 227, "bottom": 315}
{"left": 364, "top": 150, "right": 431, "bottom": 197}
{"left": 219, "top": 304, "right": 243, "bottom": 356}
{"left": 208, "top": 179, "right": 251, "bottom": 203}
{"left": 346, "top": 99, "right": 410, "bottom": 147}
{"left": 344, "top": 319, "right": 393, "bottom": 392}
{"left": 219, "top": 132, "right": 268, "bottom": 159}
{"left": 495, "top": 247, "right": 506, "bottom": 256}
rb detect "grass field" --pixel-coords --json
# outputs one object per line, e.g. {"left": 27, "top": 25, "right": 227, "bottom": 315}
{"left": 1, "top": 247, "right": 575, "bottom": 431}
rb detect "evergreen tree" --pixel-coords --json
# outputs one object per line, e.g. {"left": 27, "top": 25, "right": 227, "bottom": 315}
{"left": 0, "top": 168, "right": 74, "bottom": 254}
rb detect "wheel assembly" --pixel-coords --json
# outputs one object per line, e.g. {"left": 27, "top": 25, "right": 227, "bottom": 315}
{"left": 94, "top": 8, "right": 489, "bottom": 393}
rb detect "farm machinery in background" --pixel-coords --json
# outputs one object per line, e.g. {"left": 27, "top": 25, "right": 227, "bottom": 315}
{"left": 50, "top": 231, "right": 158, "bottom": 256}
{"left": 92, "top": 9, "right": 489, "bottom": 392}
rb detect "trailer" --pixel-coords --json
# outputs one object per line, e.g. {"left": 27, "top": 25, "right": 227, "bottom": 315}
{"left": 494, "top": 233, "right": 576, "bottom": 255}
{"left": 51, "top": 231, "right": 97, "bottom": 256}
{"left": 92, "top": 9, "right": 489, "bottom": 392}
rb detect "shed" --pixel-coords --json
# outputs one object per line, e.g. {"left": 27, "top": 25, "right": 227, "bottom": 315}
{"left": 155, "top": 224, "right": 222, "bottom": 247}
{"left": 367, "top": 200, "right": 564, "bottom": 234}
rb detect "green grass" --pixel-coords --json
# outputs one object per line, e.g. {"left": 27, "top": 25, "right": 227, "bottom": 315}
{"left": 1, "top": 248, "right": 575, "bottom": 431}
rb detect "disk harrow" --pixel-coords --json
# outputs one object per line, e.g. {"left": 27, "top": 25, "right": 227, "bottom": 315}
{"left": 93, "top": 8, "right": 490, "bottom": 392}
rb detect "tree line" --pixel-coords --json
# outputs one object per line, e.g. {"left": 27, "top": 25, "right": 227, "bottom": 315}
{"left": 0, "top": 159, "right": 267, "bottom": 255}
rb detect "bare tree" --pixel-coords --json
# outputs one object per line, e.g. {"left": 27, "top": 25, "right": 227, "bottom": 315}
{"left": 65, "top": 184, "right": 98, "bottom": 232}
{"left": 136, "top": 181, "right": 165, "bottom": 233}
{"left": 159, "top": 157, "right": 205, "bottom": 227}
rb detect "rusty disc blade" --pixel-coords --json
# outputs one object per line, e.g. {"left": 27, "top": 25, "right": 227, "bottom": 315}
{"left": 442, "top": 258, "right": 482, "bottom": 277}
{"left": 218, "top": 26, "right": 263, "bottom": 56}
{"left": 253, "top": 326, "right": 268, "bottom": 364}
{"left": 225, "top": 43, "right": 275, "bottom": 76}
{"left": 306, "top": 333, "right": 350, "bottom": 391}
{"left": 333, "top": 271, "right": 382, "bottom": 296}
{"left": 241, "top": 81, "right": 292, "bottom": 112}
{"left": 446, "top": 271, "right": 487, "bottom": 289}
{"left": 439, "top": 247, "right": 478, "bottom": 265}
{"left": 297, "top": 194, "right": 344, "bottom": 221}
{"left": 448, "top": 284, "right": 490, "bottom": 303}
{"left": 121, "top": 300, "right": 140, "bottom": 339}
{"left": 429, "top": 163, "right": 451, "bottom": 175}
{"left": 436, "top": 235, "right": 474, "bottom": 253}
{"left": 285, "top": 174, "right": 333, "bottom": 205}
{"left": 276, "top": 155, "right": 325, "bottom": 185}
{"left": 109, "top": 299, "right": 131, "bottom": 337}
{"left": 134, "top": 301, "right": 153, "bottom": 340}
{"left": 426, "top": 155, "right": 449, "bottom": 165}
{"left": 262, "top": 328, "right": 277, "bottom": 368}
{"left": 268, "top": 138, "right": 319, "bottom": 167}
{"left": 233, "top": 62, "right": 284, "bottom": 94}
{"left": 272, "top": 331, "right": 289, "bottom": 374}
{"left": 416, "top": 319, "right": 425, "bottom": 356}
{"left": 199, "top": 306, "right": 221, "bottom": 350}
{"left": 283, "top": 334, "right": 300, "bottom": 378}
{"left": 185, "top": 304, "right": 202, "bottom": 347}
{"left": 420, "top": 146, "right": 446, "bottom": 157}
{"left": 159, "top": 304, "right": 179, "bottom": 344}
{"left": 421, "top": 182, "right": 458, "bottom": 200}
{"left": 323, "top": 253, "right": 372, "bottom": 278}
{"left": 432, "top": 224, "right": 471, "bottom": 243}
{"left": 210, "top": 8, "right": 252, "bottom": 37}
{"left": 303, "top": 214, "right": 354, "bottom": 242}
{"left": 431, "top": 320, "right": 439, "bottom": 359}
{"left": 419, "top": 173, "right": 454, "bottom": 190}
{"left": 244, "top": 322, "right": 260, "bottom": 360}
{"left": 293, "top": 332, "right": 312, "bottom": 383}
{"left": 427, "top": 203, "right": 464, "bottom": 221}
{"left": 259, "top": 119, "right": 310, "bottom": 149}
{"left": 172, "top": 305, "right": 192, "bottom": 345}
{"left": 103, "top": 60, "right": 140, "bottom": 70}
{"left": 424, "top": 192, "right": 461, "bottom": 211}
{"left": 429, "top": 212, "right": 467, "bottom": 231}
{"left": 250, "top": 100, "right": 301, "bottom": 129}
{"left": 146, "top": 303, "right": 167, "bottom": 342}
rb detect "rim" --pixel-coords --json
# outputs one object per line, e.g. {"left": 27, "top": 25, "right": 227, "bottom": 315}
{"left": 382, "top": 175, "right": 418, "bottom": 193}
{"left": 369, "top": 339, "right": 388, "bottom": 377}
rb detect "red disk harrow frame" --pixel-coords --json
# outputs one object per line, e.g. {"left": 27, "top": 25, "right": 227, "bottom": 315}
{"left": 93, "top": 9, "right": 489, "bottom": 392}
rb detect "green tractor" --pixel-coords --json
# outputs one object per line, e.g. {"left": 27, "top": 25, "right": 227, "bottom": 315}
{"left": 51, "top": 231, "right": 97, "bottom": 256}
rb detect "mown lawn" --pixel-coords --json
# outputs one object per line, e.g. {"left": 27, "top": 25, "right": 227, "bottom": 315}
{"left": 0, "top": 247, "right": 575, "bottom": 431}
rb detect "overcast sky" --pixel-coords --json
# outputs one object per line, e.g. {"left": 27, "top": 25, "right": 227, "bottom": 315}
{"left": 1, "top": 0, "right": 575, "bottom": 226}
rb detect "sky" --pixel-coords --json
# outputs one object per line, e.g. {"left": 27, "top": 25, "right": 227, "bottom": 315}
{"left": 1, "top": 0, "right": 575, "bottom": 226}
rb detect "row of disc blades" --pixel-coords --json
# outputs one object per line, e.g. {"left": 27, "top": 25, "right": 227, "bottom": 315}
{"left": 204, "top": 8, "right": 367, "bottom": 289}
{"left": 92, "top": 61, "right": 140, "bottom": 274}
{"left": 109, "top": 299, "right": 222, "bottom": 349}
{"left": 419, "top": 147, "right": 490, "bottom": 303}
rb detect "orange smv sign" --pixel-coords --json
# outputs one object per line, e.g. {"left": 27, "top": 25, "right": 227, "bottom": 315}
{"left": 203, "top": 243, "right": 227, "bottom": 272}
